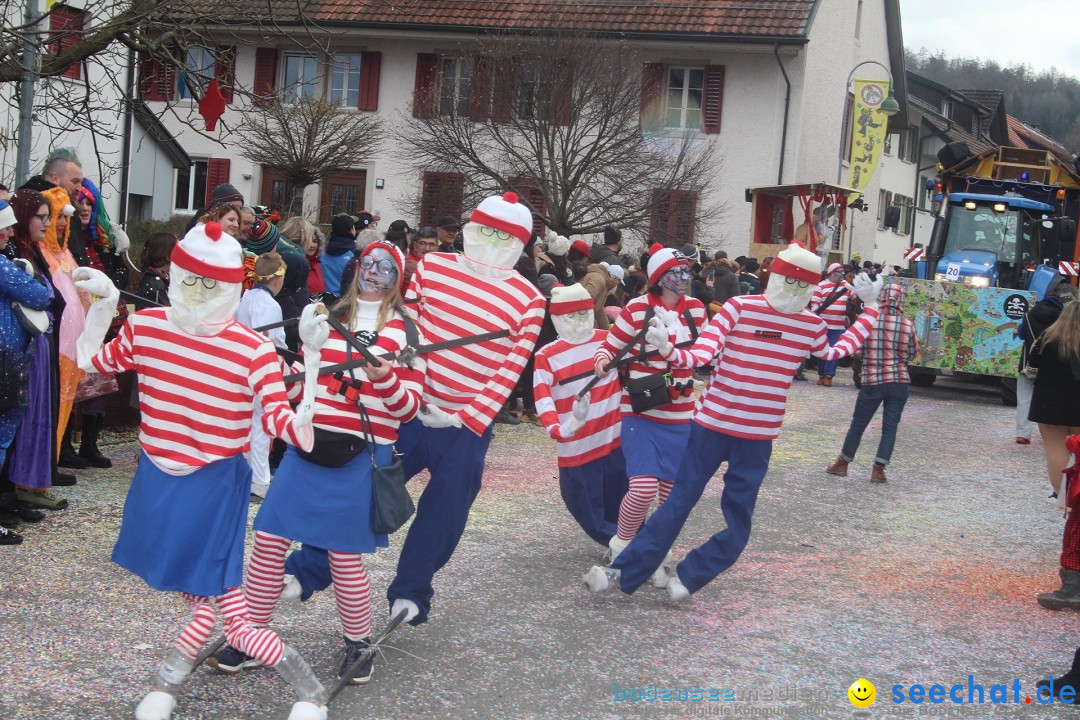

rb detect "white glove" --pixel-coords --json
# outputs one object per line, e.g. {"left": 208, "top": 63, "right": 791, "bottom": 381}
{"left": 852, "top": 273, "right": 884, "bottom": 309}
{"left": 73, "top": 267, "right": 120, "bottom": 372}
{"left": 653, "top": 306, "right": 680, "bottom": 332}
{"left": 293, "top": 397, "right": 316, "bottom": 430}
{"left": 644, "top": 318, "right": 673, "bottom": 357}
{"left": 112, "top": 225, "right": 131, "bottom": 254}
{"left": 13, "top": 258, "right": 33, "bottom": 276}
{"left": 419, "top": 404, "right": 462, "bottom": 429}
{"left": 558, "top": 394, "right": 590, "bottom": 439}
{"left": 572, "top": 394, "right": 590, "bottom": 421}
{"left": 298, "top": 303, "right": 330, "bottom": 352}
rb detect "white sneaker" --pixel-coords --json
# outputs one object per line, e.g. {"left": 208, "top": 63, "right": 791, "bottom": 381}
{"left": 135, "top": 691, "right": 176, "bottom": 720}
{"left": 649, "top": 551, "right": 674, "bottom": 588}
{"left": 281, "top": 574, "right": 302, "bottom": 602}
{"left": 583, "top": 565, "right": 619, "bottom": 593}
{"left": 667, "top": 574, "right": 690, "bottom": 602}
{"left": 607, "top": 536, "right": 630, "bottom": 564}
{"left": 286, "top": 701, "right": 327, "bottom": 720}
{"left": 390, "top": 598, "right": 419, "bottom": 624}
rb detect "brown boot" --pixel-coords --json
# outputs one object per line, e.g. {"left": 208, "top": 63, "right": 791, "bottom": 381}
{"left": 826, "top": 456, "right": 848, "bottom": 477}
{"left": 822, "top": 375, "right": 833, "bottom": 387}
{"left": 817, "top": 376, "right": 826, "bottom": 386}
{"left": 870, "top": 463, "right": 887, "bottom": 483}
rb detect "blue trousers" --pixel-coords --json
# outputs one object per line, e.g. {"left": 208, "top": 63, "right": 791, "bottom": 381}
{"left": 840, "top": 382, "right": 909, "bottom": 465}
{"left": 817, "top": 327, "right": 845, "bottom": 377}
{"left": 611, "top": 423, "right": 772, "bottom": 595}
{"left": 559, "top": 452, "right": 629, "bottom": 547}
{"left": 284, "top": 419, "right": 493, "bottom": 624}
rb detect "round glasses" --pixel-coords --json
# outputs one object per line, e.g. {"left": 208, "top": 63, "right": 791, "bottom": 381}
{"left": 360, "top": 256, "right": 397, "bottom": 276}
{"left": 784, "top": 277, "right": 811, "bottom": 289}
{"left": 665, "top": 267, "right": 692, "bottom": 280}
{"left": 33, "top": 213, "right": 51, "bottom": 224}
{"left": 181, "top": 275, "right": 219, "bottom": 290}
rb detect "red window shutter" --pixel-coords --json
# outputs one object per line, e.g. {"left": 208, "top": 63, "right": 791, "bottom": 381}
{"left": 470, "top": 55, "right": 492, "bottom": 122}
{"left": 671, "top": 190, "right": 698, "bottom": 245}
{"left": 641, "top": 63, "right": 664, "bottom": 130}
{"left": 413, "top": 53, "right": 438, "bottom": 119}
{"left": 50, "top": 7, "right": 84, "bottom": 80}
{"left": 549, "top": 61, "right": 573, "bottom": 126}
{"left": 358, "top": 51, "right": 381, "bottom": 111}
{"left": 421, "top": 172, "right": 464, "bottom": 226}
{"left": 490, "top": 60, "right": 516, "bottom": 124}
{"left": 648, "top": 189, "right": 669, "bottom": 246}
{"left": 253, "top": 48, "right": 278, "bottom": 106}
{"left": 215, "top": 46, "right": 236, "bottom": 104}
{"left": 508, "top": 177, "right": 546, "bottom": 236}
{"left": 702, "top": 65, "right": 725, "bottom": 134}
{"left": 139, "top": 54, "right": 165, "bottom": 101}
{"left": 205, "top": 158, "right": 232, "bottom": 208}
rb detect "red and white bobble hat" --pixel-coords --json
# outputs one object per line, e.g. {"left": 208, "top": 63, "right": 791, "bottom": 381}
{"left": 171, "top": 221, "right": 246, "bottom": 283}
{"left": 646, "top": 243, "right": 690, "bottom": 285}
{"left": 826, "top": 262, "right": 843, "bottom": 277}
{"left": 360, "top": 239, "right": 406, "bottom": 275}
{"left": 469, "top": 191, "right": 534, "bottom": 245}
{"left": 549, "top": 283, "right": 593, "bottom": 315}
{"left": 772, "top": 242, "right": 824, "bottom": 284}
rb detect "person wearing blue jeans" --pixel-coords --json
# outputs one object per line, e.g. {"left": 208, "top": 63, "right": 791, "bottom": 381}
{"left": 816, "top": 327, "right": 845, "bottom": 380}
{"left": 838, "top": 382, "right": 909, "bottom": 468}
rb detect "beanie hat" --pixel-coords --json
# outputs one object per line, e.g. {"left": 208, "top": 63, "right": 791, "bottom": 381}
{"left": 331, "top": 214, "right": 357, "bottom": 237}
{"left": 549, "top": 283, "right": 593, "bottom": 315}
{"left": 771, "top": 242, "right": 822, "bottom": 284}
{"left": 544, "top": 230, "right": 570, "bottom": 257}
{"left": 360, "top": 239, "right": 405, "bottom": 275}
{"left": 247, "top": 218, "right": 281, "bottom": 255}
{"left": 826, "top": 262, "right": 843, "bottom": 276}
{"left": 604, "top": 262, "right": 625, "bottom": 284}
{"left": 603, "top": 226, "right": 622, "bottom": 246}
{"left": 469, "top": 191, "right": 532, "bottom": 244}
{"left": 210, "top": 183, "right": 244, "bottom": 207}
{"left": 172, "top": 222, "right": 246, "bottom": 283}
{"left": 0, "top": 199, "right": 14, "bottom": 229}
{"left": 570, "top": 238, "right": 590, "bottom": 257}
{"left": 646, "top": 243, "right": 690, "bottom": 285}
{"left": 536, "top": 273, "right": 557, "bottom": 296}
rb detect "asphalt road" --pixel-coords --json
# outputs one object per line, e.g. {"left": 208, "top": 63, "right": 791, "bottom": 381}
{"left": 1, "top": 368, "right": 1074, "bottom": 720}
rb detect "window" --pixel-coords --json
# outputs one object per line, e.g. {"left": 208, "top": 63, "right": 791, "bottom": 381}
{"left": 262, "top": 169, "right": 297, "bottom": 213}
{"left": 175, "top": 160, "right": 209, "bottom": 211}
{"left": 49, "top": 5, "right": 86, "bottom": 81}
{"left": 883, "top": 133, "right": 894, "bottom": 156}
{"left": 282, "top": 54, "right": 317, "bottom": 103}
{"left": 437, "top": 57, "right": 472, "bottom": 118}
{"left": 329, "top": 53, "right": 362, "bottom": 107}
{"left": 649, "top": 188, "right": 699, "bottom": 245}
{"left": 895, "top": 130, "right": 917, "bottom": 163}
{"left": 940, "top": 98, "right": 954, "bottom": 120}
{"left": 666, "top": 67, "right": 704, "bottom": 130}
{"left": 319, "top": 172, "right": 366, "bottom": 224}
{"left": 877, "top": 190, "right": 893, "bottom": 230}
{"left": 893, "top": 194, "right": 914, "bottom": 235}
{"left": 517, "top": 61, "right": 556, "bottom": 122}
{"left": 178, "top": 47, "right": 216, "bottom": 100}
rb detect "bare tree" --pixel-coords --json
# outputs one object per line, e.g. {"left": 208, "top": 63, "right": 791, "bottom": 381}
{"left": 236, "top": 96, "right": 381, "bottom": 216}
{"left": 396, "top": 31, "right": 723, "bottom": 244}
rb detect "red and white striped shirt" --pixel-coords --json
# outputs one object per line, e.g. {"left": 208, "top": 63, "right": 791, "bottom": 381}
{"left": 533, "top": 331, "right": 622, "bottom": 468}
{"left": 90, "top": 308, "right": 310, "bottom": 475}
{"left": 667, "top": 296, "right": 879, "bottom": 440}
{"left": 287, "top": 301, "right": 423, "bottom": 445}
{"left": 594, "top": 294, "right": 707, "bottom": 424}
{"left": 811, "top": 279, "right": 852, "bottom": 331}
{"left": 407, "top": 253, "right": 546, "bottom": 436}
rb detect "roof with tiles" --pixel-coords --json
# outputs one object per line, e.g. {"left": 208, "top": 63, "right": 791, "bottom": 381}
{"left": 911, "top": 95, "right": 996, "bottom": 155}
{"left": 178, "top": 0, "right": 817, "bottom": 38}
{"left": 1006, "top": 115, "right": 1073, "bottom": 164}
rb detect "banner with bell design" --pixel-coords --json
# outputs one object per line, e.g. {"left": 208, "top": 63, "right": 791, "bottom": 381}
{"left": 846, "top": 79, "right": 891, "bottom": 204}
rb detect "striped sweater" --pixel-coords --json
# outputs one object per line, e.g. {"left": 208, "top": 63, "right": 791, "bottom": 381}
{"left": 533, "top": 331, "right": 622, "bottom": 468}
{"left": 810, "top": 279, "right": 852, "bottom": 331}
{"left": 90, "top": 308, "right": 310, "bottom": 475}
{"left": 666, "top": 295, "right": 879, "bottom": 440}
{"left": 407, "top": 252, "right": 546, "bottom": 436}
{"left": 593, "top": 294, "right": 707, "bottom": 424}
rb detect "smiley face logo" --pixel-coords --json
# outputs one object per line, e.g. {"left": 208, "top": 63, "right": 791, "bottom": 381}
{"left": 848, "top": 678, "right": 876, "bottom": 708}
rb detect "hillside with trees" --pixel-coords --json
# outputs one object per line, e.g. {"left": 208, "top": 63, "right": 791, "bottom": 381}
{"left": 906, "top": 48, "right": 1080, "bottom": 154}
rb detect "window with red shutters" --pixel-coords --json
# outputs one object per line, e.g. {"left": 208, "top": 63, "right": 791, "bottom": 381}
{"left": 357, "top": 51, "right": 381, "bottom": 111}
{"left": 508, "top": 177, "right": 547, "bottom": 237}
{"left": 648, "top": 188, "right": 698, "bottom": 247}
{"left": 640, "top": 63, "right": 664, "bottom": 130}
{"left": 204, "top": 158, "right": 232, "bottom": 209}
{"left": 420, "top": 172, "right": 464, "bottom": 227}
{"left": 49, "top": 5, "right": 86, "bottom": 81}
{"left": 413, "top": 53, "right": 438, "bottom": 118}
{"left": 702, "top": 65, "right": 725, "bottom": 134}
{"left": 253, "top": 48, "right": 278, "bottom": 106}
{"left": 139, "top": 52, "right": 176, "bottom": 102}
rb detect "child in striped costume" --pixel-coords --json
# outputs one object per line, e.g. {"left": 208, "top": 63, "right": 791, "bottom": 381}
{"left": 810, "top": 262, "right": 852, "bottom": 386}
{"left": 585, "top": 242, "right": 882, "bottom": 602}
{"left": 73, "top": 222, "right": 329, "bottom": 720}
{"left": 533, "top": 283, "right": 627, "bottom": 547}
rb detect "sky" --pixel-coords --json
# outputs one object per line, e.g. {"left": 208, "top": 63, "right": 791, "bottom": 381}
{"left": 900, "top": 0, "right": 1080, "bottom": 80}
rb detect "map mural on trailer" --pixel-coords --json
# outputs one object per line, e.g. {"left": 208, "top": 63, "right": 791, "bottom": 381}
{"left": 892, "top": 278, "right": 1032, "bottom": 378}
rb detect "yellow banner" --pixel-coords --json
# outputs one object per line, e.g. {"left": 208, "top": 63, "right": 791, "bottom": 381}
{"left": 846, "top": 79, "right": 891, "bottom": 203}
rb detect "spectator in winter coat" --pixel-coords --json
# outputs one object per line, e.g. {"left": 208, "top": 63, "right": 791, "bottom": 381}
{"left": 590, "top": 226, "right": 623, "bottom": 267}
{"left": 711, "top": 259, "right": 742, "bottom": 307}
{"left": 134, "top": 232, "right": 177, "bottom": 310}
{"left": 404, "top": 226, "right": 439, "bottom": 291}
{"left": 1016, "top": 283, "right": 1077, "bottom": 446}
{"left": 321, "top": 214, "right": 359, "bottom": 305}
{"left": 580, "top": 262, "right": 618, "bottom": 329}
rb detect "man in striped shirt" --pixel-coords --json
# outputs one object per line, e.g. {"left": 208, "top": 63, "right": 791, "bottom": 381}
{"left": 387, "top": 192, "right": 546, "bottom": 627}
{"left": 810, "top": 262, "right": 852, "bottom": 386}
{"left": 533, "top": 284, "right": 627, "bottom": 547}
{"left": 585, "top": 242, "right": 882, "bottom": 602}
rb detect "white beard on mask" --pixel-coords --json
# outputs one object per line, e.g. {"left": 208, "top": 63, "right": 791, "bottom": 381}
{"left": 552, "top": 312, "right": 594, "bottom": 344}
{"left": 764, "top": 277, "right": 817, "bottom": 314}
{"left": 166, "top": 264, "right": 242, "bottom": 336}
{"left": 462, "top": 222, "right": 523, "bottom": 274}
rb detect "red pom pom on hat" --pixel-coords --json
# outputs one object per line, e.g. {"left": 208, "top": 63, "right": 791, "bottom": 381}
{"left": 649, "top": 242, "right": 664, "bottom": 256}
{"left": 503, "top": 191, "right": 519, "bottom": 204}
{"left": 205, "top": 221, "right": 223, "bottom": 241}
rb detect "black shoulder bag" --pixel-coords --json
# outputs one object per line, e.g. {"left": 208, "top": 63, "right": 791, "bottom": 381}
{"left": 623, "top": 306, "right": 700, "bottom": 413}
{"left": 361, "top": 403, "right": 414, "bottom": 534}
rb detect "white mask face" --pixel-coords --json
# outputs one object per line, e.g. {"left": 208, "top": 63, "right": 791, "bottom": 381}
{"left": 462, "top": 222, "right": 523, "bottom": 270}
{"left": 167, "top": 264, "right": 242, "bottom": 335}
{"left": 764, "top": 274, "right": 817, "bottom": 314}
{"left": 552, "top": 309, "right": 594, "bottom": 344}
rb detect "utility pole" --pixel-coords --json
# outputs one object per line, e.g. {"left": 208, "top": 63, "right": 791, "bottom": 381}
{"left": 16, "top": 0, "right": 39, "bottom": 187}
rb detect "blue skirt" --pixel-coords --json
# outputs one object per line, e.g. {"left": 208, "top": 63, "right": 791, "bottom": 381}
{"left": 254, "top": 444, "right": 391, "bottom": 554}
{"left": 620, "top": 415, "right": 691, "bottom": 481}
{"left": 113, "top": 453, "right": 251, "bottom": 597}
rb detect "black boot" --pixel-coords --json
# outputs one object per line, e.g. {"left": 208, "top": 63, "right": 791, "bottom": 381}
{"left": 1036, "top": 647, "right": 1080, "bottom": 702}
{"left": 78, "top": 413, "right": 112, "bottom": 468}
{"left": 58, "top": 422, "right": 89, "bottom": 469}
